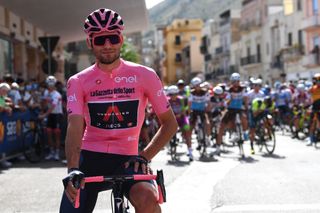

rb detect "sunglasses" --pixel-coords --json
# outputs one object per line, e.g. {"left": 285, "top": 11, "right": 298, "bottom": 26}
{"left": 91, "top": 34, "right": 121, "bottom": 46}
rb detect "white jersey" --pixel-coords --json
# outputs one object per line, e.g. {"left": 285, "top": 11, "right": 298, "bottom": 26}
{"left": 46, "top": 90, "right": 63, "bottom": 114}
{"left": 246, "top": 89, "right": 265, "bottom": 105}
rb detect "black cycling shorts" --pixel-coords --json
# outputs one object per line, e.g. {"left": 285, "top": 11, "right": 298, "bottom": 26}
{"left": 59, "top": 151, "right": 153, "bottom": 213}
{"left": 47, "top": 113, "right": 62, "bottom": 129}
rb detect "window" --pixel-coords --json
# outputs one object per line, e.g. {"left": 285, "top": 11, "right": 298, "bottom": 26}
{"left": 288, "top": 33, "right": 293, "bottom": 46}
{"left": 298, "top": 30, "right": 303, "bottom": 46}
{"left": 313, "top": 0, "right": 319, "bottom": 14}
{"left": 313, "top": 35, "right": 320, "bottom": 47}
{"left": 0, "top": 38, "right": 12, "bottom": 78}
{"left": 175, "top": 35, "right": 181, "bottom": 45}
{"left": 297, "top": 0, "right": 302, "bottom": 11}
{"left": 257, "top": 44, "right": 261, "bottom": 62}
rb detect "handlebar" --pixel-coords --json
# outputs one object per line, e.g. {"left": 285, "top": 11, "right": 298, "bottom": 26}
{"left": 74, "top": 170, "right": 166, "bottom": 208}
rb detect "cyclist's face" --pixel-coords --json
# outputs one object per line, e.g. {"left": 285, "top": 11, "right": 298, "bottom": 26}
{"left": 91, "top": 32, "right": 123, "bottom": 65}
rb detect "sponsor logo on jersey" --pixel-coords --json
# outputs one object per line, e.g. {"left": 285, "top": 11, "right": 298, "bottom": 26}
{"left": 67, "top": 93, "right": 77, "bottom": 102}
{"left": 90, "top": 88, "right": 135, "bottom": 97}
{"left": 157, "top": 89, "right": 165, "bottom": 97}
{"left": 114, "top": 75, "right": 137, "bottom": 83}
{"left": 88, "top": 100, "right": 139, "bottom": 129}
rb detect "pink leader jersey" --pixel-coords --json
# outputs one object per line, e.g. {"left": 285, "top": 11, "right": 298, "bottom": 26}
{"left": 67, "top": 59, "right": 170, "bottom": 155}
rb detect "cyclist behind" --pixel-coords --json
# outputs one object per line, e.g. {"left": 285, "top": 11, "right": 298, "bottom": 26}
{"left": 273, "top": 83, "right": 292, "bottom": 126}
{"left": 291, "top": 83, "right": 311, "bottom": 139}
{"left": 250, "top": 96, "right": 275, "bottom": 153}
{"left": 176, "top": 79, "right": 190, "bottom": 112}
{"left": 188, "top": 77, "right": 211, "bottom": 151}
{"left": 60, "top": 8, "right": 177, "bottom": 213}
{"left": 216, "top": 73, "right": 249, "bottom": 155}
{"left": 167, "top": 85, "right": 193, "bottom": 161}
{"left": 307, "top": 73, "right": 320, "bottom": 146}
{"left": 208, "top": 86, "right": 226, "bottom": 145}
{"left": 247, "top": 79, "right": 265, "bottom": 154}
{"left": 39, "top": 76, "right": 63, "bottom": 161}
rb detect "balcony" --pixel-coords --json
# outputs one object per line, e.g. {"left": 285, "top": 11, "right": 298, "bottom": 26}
{"left": 302, "top": 15, "right": 320, "bottom": 30}
{"left": 281, "top": 45, "right": 304, "bottom": 62}
{"left": 240, "top": 55, "right": 261, "bottom": 66}
{"left": 302, "top": 53, "right": 320, "bottom": 68}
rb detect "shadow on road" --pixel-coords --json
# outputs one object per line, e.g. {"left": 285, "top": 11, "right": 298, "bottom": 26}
{"left": 238, "top": 156, "right": 258, "bottom": 163}
{"left": 166, "top": 159, "right": 191, "bottom": 166}
{"left": 261, "top": 153, "right": 286, "bottom": 159}
{"left": 0, "top": 158, "right": 66, "bottom": 172}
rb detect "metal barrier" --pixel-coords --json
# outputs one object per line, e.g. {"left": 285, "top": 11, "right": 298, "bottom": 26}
{"left": 0, "top": 110, "right": 35, "bottom": 162}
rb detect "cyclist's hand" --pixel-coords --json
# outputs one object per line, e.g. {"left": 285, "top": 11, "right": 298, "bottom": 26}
{"left": 124, "top": 155, "right": 150, "bottom": 174}
{"left": 62, "top": 169, "right": 85, "bottom": 204}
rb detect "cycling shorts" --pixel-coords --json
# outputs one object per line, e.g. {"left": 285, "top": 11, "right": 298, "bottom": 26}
{"left": 47, "top": 113, "right": 62, "bottom": 129}
{"left": 59, "top": 151, "right": 153, "bottom": 213}
{"left": 312, "top": 99, "right": 320, "bottom": 112}
{"left": 221, "top": 109, "right": 246, "bottom": 124}
{"left": 176, "top": 114, "right": 190, "bottom": 131}
{"left": 248, "top": 110, "right": 265, "bottom": 128}
{"left": 189, "top": 110, "right": 206, "bottom": 126}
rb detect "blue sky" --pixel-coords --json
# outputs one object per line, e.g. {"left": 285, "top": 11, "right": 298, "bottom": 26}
{"left": 145, "top": 0, "right": 165, "bottom": 9}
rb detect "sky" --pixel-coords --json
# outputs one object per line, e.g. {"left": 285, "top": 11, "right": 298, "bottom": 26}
{"left": 145, "top": 0, "right": 165, "bottom": 9}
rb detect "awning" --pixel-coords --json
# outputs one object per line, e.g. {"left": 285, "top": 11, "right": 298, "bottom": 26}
{"left": 0, "top": 0, "right": 148, "bottom": 43}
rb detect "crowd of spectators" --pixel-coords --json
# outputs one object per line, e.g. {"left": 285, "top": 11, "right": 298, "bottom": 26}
{"left": 0, "top": 73, "right": 67, "bottom": 168}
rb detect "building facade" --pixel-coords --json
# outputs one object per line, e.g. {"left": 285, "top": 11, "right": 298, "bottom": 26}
{"left": 163, "top": 19, "right": 203, "bottom": 84}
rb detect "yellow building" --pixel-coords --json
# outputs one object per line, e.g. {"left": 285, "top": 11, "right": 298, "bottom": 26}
{"left": 163, "top": 19, "right": 204, "bottom": 85}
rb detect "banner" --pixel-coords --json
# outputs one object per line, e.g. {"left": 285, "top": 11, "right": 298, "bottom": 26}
{"left": 0, "top": 110, "right": 36, "bottom": 157}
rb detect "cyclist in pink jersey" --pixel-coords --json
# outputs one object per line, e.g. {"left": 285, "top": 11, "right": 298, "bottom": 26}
{"left": 60, "top": 8, "right": 177, "bottom": 213}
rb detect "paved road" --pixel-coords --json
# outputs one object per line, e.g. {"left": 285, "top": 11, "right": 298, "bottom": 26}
{"left": 0, "top": 132, "right": 319, "bottom": 213}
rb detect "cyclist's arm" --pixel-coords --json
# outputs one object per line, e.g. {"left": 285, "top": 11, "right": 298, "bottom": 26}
{"left": 65, "top": 114, "right": 84, "bottom": 169}
{"left": 140, "top": 108, "right": 177, "bottom": 161}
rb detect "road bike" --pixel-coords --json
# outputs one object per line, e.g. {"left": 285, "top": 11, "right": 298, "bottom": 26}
{"left": 255, "top": 113, "right": 276, "bottom": 154}
{"left": 74, "top": 170, "right": 166, "bottom": 213}
{"left": 169, "top": 132, "right": 178, "bottom": 161}
{"left": 234, "top": 112, "right": 245, "bottom": 158}
{"left": 194, "top": 113, "right": 207, "bottom": 157}
{"left": 22, "top": 118, "right": 46, "bottom": 163}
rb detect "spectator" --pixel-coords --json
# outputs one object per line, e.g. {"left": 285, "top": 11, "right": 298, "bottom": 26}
{"left": 9, "top": 82, "right": 24, "bottom": 111}
{"left": 0, "top": 83, "right": 13, "bottom": 115}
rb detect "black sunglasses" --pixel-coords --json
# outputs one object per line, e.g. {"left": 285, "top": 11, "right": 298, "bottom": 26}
{"left": 92, "top": 34, "right": 121, "bottom": 46}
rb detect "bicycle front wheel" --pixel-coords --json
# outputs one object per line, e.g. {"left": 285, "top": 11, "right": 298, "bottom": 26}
{"left": 23, "top": 130, "right": 44, "bottom": 163}
{"left": 264, "top": 128, "right": 276, "bottom": 154}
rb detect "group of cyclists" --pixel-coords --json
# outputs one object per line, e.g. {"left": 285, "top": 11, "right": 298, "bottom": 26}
{"left": 146, "top": 72, "right": 320, "bottom": 161}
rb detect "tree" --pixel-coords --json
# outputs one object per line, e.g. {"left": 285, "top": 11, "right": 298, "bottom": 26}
{"left": 120, "top": 41, "right": 140, "bottom": 63}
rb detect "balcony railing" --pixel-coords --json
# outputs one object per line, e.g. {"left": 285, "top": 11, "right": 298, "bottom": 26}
{"left": 240, "top": 55, "right": 261, "bottom": 66}
{"left": 302, "top": 15, "right": 320, "bottom": 30}
{"left": 281, "top": 45, "right": 304, "bottom": 62}
{"left": 302, "top": 53, "right": 320, "bottom": 67}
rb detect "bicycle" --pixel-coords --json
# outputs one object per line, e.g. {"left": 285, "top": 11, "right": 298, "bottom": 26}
{"left": 234, "top": 112, "right": 245, "bottom": 158}
{"left": 22, "top": 118, "right": 46, "bottom": 163}
{"left": 74, "top": 170, "right": 166, "bottom": 213}
{"left": 194, "top": 113, "right": 207, "bottom": 157}
{"left": 169, "top": 132, "right": 178, "bottom": 161}
{"left": 255, "top": 113, "right": 276, "bottom": 154}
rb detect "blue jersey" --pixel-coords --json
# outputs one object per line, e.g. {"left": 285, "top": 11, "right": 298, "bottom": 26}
{"left": 189, "top": 89, "right": 210, "bottom": 111}
{"left": 227, "top": 86, "right": 246, "bottom": 110}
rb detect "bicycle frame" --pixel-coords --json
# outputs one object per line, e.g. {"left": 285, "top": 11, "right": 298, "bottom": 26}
{"left": 75, "top": 170, "right": 166, "bottom": 213}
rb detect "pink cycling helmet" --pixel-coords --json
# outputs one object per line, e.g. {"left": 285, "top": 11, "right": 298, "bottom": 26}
{"left": 84, "top": 8, "right": 124, "bottom": 37}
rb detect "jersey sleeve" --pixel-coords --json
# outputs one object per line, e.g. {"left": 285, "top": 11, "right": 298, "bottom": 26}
{"left": 142, "top": 69, "right": 170, "bottom": 115}
{"left": 66, "top": 76, "right": 84, "bottom": 116}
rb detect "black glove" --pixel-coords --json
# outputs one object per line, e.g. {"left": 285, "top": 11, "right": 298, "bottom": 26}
{"left": 125, "top": 155, "right": 150, "bottom": 174}
{"left": 62, "top": 168, "right": 84, "bottom": 190}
